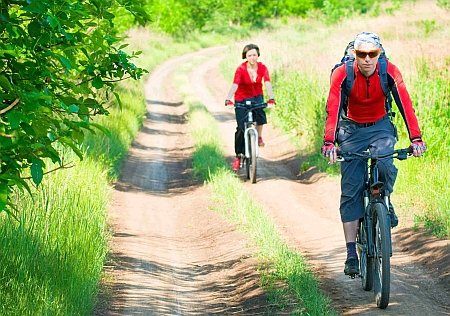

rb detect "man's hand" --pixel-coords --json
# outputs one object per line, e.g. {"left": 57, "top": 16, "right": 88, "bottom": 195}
{"left": 322, "top": 141, "right": 337, "bottom": 164}
{"left": 267, "top": 98, "right": 276, "bottom": 109}
{"left": 410, "top": 138, "right": 426, "bottom": 157}
{"left": 225, "top": 99, "right": 234, "bottom": 107}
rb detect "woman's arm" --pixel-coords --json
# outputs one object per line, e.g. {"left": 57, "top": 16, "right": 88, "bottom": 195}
{"left": 226, "top": 83, "right": 238, "bottom": 100}
{"left": 264, "top": 81, "right": 274, "bottom": 99}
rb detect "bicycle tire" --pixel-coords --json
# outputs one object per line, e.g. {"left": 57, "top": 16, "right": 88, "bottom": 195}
{"left": 357, "top": 219, "right": 373, "bottom": 291}
{"left": 372, "top": 202, "right": 391, "bottom": 309}
{"left": 244, "top": 156, "right": 250, "bottom": 179}
{"left": 248, "top": 130, "right": 257, "bottom": 183}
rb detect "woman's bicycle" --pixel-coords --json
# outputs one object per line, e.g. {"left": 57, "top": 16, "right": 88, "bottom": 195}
{"left": 234, "top": 101, "right": 267, "bottom": 183}
{"left": 337, "top": 147, "right": 412, "bottom": 309}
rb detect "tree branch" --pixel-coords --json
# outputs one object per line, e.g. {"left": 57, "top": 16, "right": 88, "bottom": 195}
{"left": 0, "top": 98, "right": 19, "bottom": 115}
{"left": 21, "top": 162, "right": 76, "bottom": 181}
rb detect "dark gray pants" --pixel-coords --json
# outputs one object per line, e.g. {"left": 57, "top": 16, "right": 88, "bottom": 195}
{"left": 337, "top": 117, "right": 398, "bottom": 222}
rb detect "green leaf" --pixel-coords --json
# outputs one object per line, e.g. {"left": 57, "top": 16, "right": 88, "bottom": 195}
{"left": 90, "top": 123, "right": 111, "bottom": 137}
{"left": 72, "top": 130, "right": 84, "bottom": 144}
{"left": 31, "top": 158, "right": 44, "bottom": 186}
{"left": 23, "top": 1, "right": 46, "bottom": 14}
{"left": 0, "top": 75, "right": 12, "bottom": 91}
{"left": 68, "top": 104, "right": 79, "bottom": 113}
{"left": 114, "top": 92, "right": 123, "bottom": 109}
{"left": 92, "top": 77, "right": 104, "bottom": 89}
{"left": 46, "top": 15, "right": 59, "bottom": 29}
{"left": 8, "top": 175, "right": 33, "bottom": 197}
{"left": 102, "top": 11, "right": 116, "bottom": 20}
{"left": 58, "top": 55, "right": 72, "bottom": 70}
{"left": 0, "top": 49, "right": 18, "bottom": 58}
{"left": 28, "top": 19, "right": 42, "bottom": 37}
{"left": 47, "top": 132, "right": 56, "bottom": 141}
{"left": 44, "top": 145, "right": 61, "bottom": 164}
{"left": 59, "top": 137, "right": 84, "bottom": 160}
{"left": 7, "top": 111, "right": 25, "bottom": 130}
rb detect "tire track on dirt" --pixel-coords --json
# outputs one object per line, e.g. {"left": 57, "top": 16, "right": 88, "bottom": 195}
{"left": 102, "top": 48, "right": 270, "bottom": 315}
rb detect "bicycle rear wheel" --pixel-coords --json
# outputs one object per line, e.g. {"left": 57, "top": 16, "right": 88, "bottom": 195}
{"left": 247, "top": 130, "right": 257, "bottom": 183}
{"left": 357, "top": 218, "right": 373, "bottom": 291}
{"left": 372, "top": 202, "right": 391, "bottom": 309}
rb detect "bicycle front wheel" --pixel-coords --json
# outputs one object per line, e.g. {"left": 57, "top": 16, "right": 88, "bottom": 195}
{"left": 247, "top": 130, "right": 257, "bottom": 183}
{"left": 372, "top": 202, "right": 391, "bottom": 309}
{"left": 357, "top": 218, "right": 373, "bottom": 291}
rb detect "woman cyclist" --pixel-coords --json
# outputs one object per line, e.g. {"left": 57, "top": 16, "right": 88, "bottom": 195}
{"left": 225, "top": 43, "right": 275, "bottom": 171}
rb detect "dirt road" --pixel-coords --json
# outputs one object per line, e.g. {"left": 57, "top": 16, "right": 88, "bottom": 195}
{"left": 100, "top": 47, "right": 449, "bottom": 315}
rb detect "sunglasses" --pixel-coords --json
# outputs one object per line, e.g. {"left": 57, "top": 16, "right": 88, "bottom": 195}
{"left": 355, "top": 50, "right": 380, "bottom": 58}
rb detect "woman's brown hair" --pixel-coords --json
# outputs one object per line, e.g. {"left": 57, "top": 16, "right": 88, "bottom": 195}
{"left": 242, "top": 44, "right": 260, "bottom": 59}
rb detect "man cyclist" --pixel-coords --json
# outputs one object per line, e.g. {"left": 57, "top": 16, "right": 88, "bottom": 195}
{"left": 322, "top": 32, "right": 426, "bottom": 276}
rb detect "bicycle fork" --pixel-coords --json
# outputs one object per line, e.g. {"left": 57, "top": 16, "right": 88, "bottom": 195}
{"left": 366, "top": 197, "right": 393, "bottom": 258}
{"left": 243, "top": 126, "right": 259, "bottom": 159}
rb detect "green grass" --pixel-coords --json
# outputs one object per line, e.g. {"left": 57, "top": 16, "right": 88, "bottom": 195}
{"left": 0, "top": 156, "right": 109, "bottom": 315}
{"left": 188, "top": 101, "right": 337, "bottom": 315}
{"left": 394, "top": 59, "right": 450, "bottom": 237}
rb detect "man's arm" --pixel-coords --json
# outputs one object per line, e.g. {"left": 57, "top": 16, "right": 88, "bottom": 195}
{"left": 388, "top": 62, "right": 422, "bottom": 141}
{"left": 324, "top": 65, "right": 347, "bottom": 143}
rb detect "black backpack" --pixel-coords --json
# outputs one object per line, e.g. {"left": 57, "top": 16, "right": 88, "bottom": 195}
{"left": 331, "top": 40, "right": 394, "bottom": 119}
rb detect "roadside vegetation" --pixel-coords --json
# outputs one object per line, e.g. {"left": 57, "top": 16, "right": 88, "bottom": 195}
{"left": 0, "top": 0, "right": 447, "bottom": 314}
{"left": 188, "top": 102, "right": 337, "bottom": 315}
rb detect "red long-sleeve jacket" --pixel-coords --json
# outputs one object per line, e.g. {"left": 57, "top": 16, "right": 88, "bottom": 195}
{"left": 324, "top": 60, "right": 422, "bottom": 143}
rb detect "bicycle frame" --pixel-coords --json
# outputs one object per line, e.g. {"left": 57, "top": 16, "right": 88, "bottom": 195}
{"left": 243, "top": 114, "right": 259, "bottom": 159}
{"left": 338, "top": 147, "right": 412, "bottom": 308}
{"left": 235, "top": 101, "right": 267, "bottom": 159}
{"left": 363, "top": 158, "right": 391, "bottom": 258}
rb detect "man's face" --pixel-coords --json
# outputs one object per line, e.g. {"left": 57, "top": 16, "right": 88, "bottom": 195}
{"left": 353, "top": 43, "right": 380, "bottom": 76}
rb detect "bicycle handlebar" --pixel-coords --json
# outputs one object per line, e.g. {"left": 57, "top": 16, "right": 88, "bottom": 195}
{"left": 336, "top": 147, "right": 413, "bottom": 162}
{"left": 234, "top": 102, "right": 268, "bottom": 110}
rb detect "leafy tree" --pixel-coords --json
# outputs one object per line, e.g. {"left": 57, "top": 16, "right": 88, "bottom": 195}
{"left": 0, "top": 0, "right": 148, "bottom": 213}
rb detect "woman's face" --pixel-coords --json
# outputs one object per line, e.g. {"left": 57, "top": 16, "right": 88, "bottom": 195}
{"left": 353, "top": 42, "right": 380, "bottom": 76}
{"left": 245, "top": 49, "right": 259, "bottom": 65}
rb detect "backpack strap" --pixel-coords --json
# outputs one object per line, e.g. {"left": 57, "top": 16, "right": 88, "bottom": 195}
{"left": 378, "top": 57, "right": 389, "bottom": 97}
{"left": 378, "top": 56, "right": 396, "bottom": 119}
{"left": 344, "top": 58, "right": 354, "bottom": 97}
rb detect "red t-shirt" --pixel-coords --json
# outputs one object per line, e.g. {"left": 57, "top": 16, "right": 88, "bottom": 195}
{"left": 233, "top": 61, "right": 270, "bottom": 101}
{"left": 324, "top": 60, "right": 422, "bottom": 142}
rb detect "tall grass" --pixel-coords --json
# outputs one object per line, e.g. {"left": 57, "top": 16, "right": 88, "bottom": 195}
{"left": 188, "top": 101, "right": 337, "bottom": 315}
{"left": 393, "top": 60, "right": 450, "bottom": 236}
{"left": 189, "top": 102, "right": 228, "bottom": 181}
{"left": 0, "top": 156, "right": 109, "bottom": 315}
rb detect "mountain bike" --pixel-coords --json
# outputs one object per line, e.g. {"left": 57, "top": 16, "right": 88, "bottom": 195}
{"left": 337, "top": 147, "right": 412, "bottom": 309}
{"left": 234, "top": 101, "right": 267, "bottom": 183}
